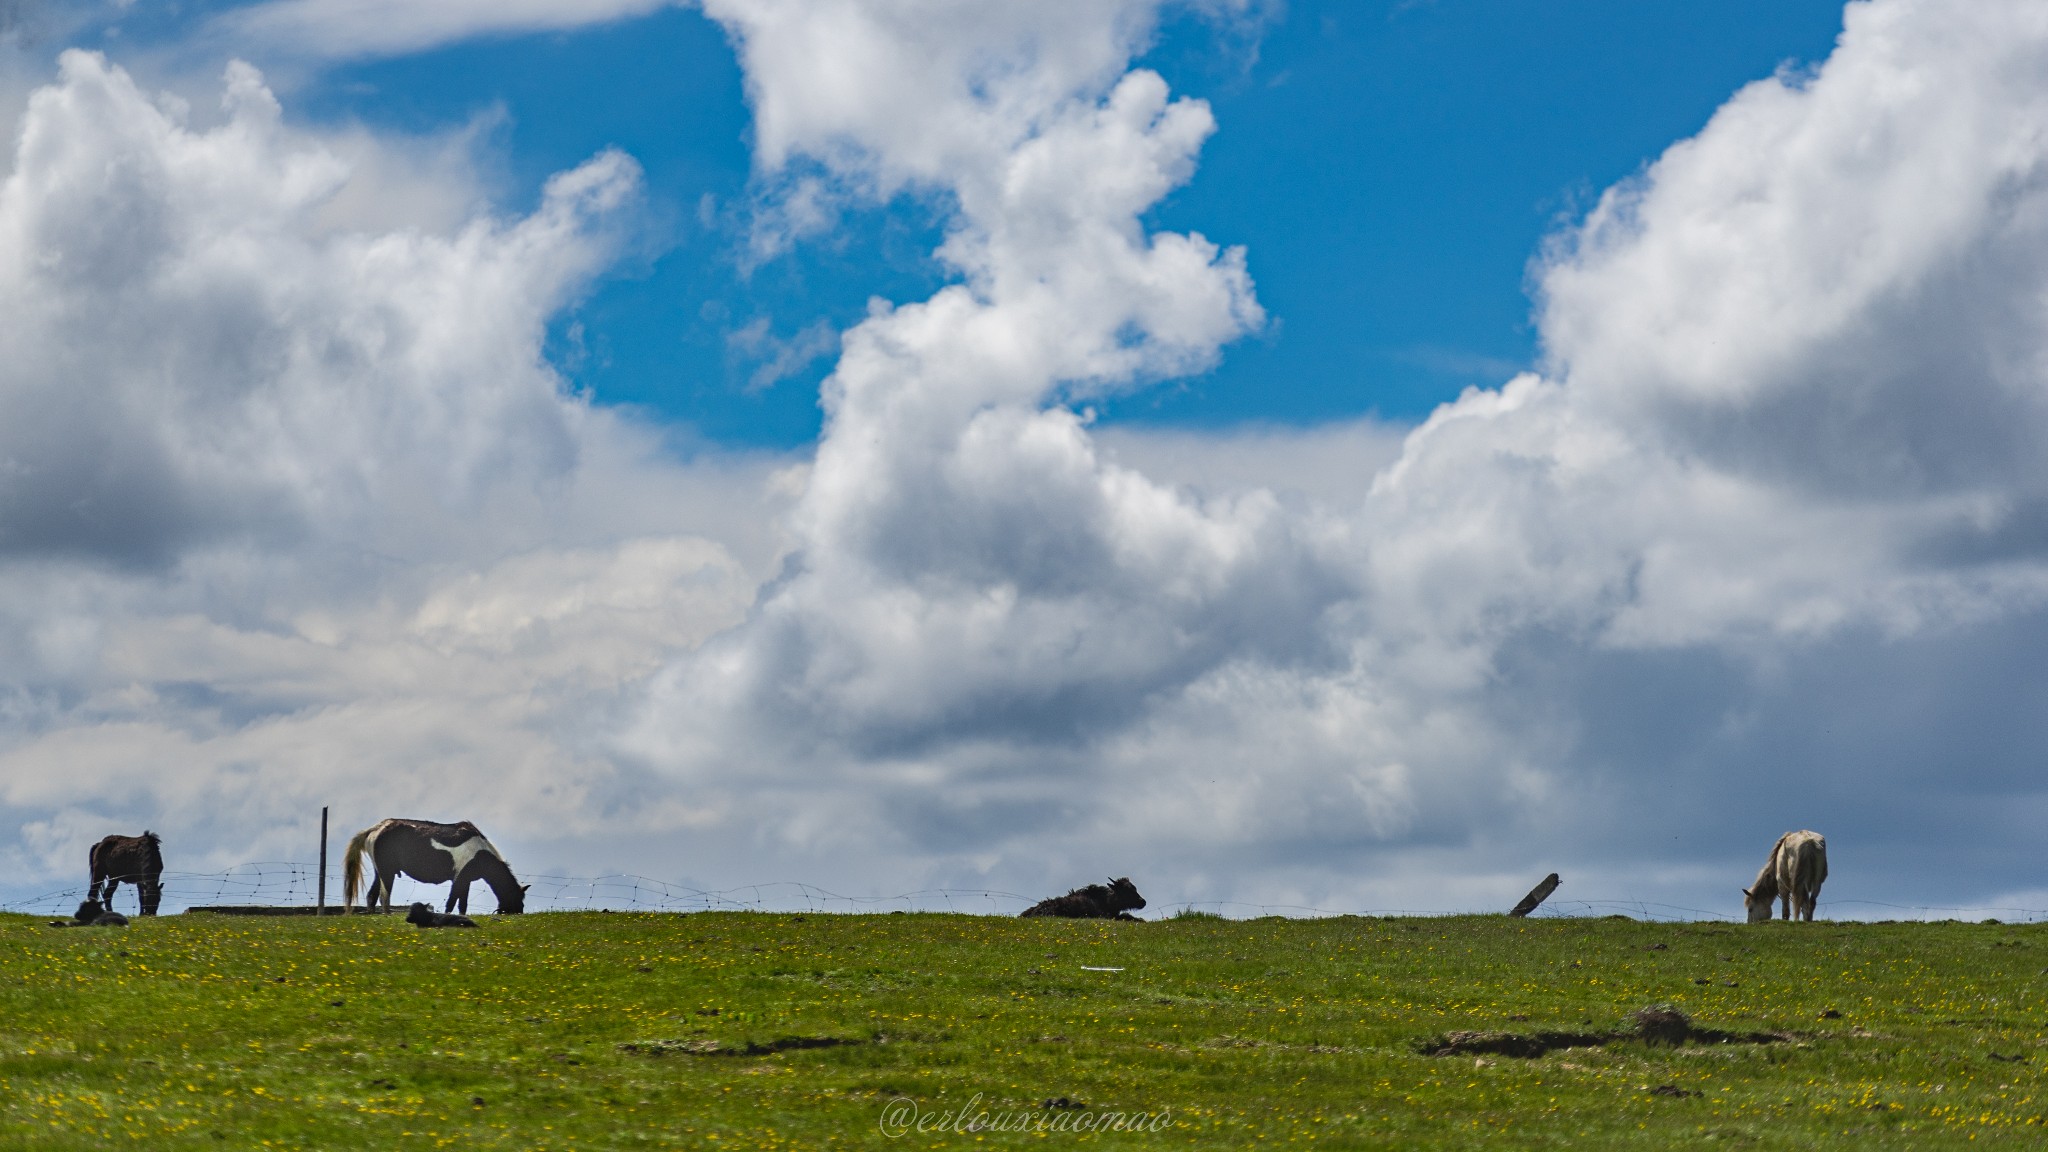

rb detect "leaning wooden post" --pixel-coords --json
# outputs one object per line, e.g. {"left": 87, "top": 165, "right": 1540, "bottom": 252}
{"left": 317, "top": 806, "right": 329, "bottom": 915}
{"left": 1508, "top": 873, "right": 1561, "bottom": 918}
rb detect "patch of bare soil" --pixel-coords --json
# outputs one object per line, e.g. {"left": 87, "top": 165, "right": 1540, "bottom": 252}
{"left": 618, "top": 1035, "right": 857, "bottom": 1057}
{"left": 1416, "top": 1007, "right": 1792, "bottom": 1059}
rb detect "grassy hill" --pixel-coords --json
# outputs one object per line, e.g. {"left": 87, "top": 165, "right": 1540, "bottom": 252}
{"left": 2, "top": 909, "right": 2043, "bottom": 1148}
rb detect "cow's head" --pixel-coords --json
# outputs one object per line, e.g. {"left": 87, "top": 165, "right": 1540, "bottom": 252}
{"left": 1107, "top": 877, "right": 1145, "bottom": 912}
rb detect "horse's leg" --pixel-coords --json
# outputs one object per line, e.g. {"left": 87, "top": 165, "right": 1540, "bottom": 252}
{"left": 143, "top": 877, "right": 161, "bottom": 916}
{"left": 105, "top": 877, "right": 124, "bottom": 915}
{"left": 444, "top": 880, "right": 463, "bottom": 915}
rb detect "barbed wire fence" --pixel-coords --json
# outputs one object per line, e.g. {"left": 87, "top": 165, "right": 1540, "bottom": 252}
{"left": 6, "top": 863, "right": 2047, "bottom": 922}
{"left": 0, "top": 865, "right": 1043, "bottom": 918}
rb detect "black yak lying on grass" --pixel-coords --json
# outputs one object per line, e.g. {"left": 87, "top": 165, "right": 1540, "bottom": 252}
{"left": 1020, "top": 877, "right": 1146, "bottom": 920}
{"left": 47, "top": 899, "right": 128, "bottom": 928}
{"left": 407, "top": 902, "right": 477, "bottom": 928}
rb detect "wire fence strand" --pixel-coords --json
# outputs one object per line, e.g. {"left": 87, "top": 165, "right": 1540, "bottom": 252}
{"left": 6, "top": 864, "right": 2045, "bottom": 922}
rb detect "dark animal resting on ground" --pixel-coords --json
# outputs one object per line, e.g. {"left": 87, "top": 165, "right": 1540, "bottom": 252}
{"left": 47, "top": 899, "right": 129, "bottom": 928}
{"left": 1745, "top": 829, "right": 1828, "bottom": 922}
{"left": 342, "top": 818, "right": 528, "bottom": 915}
{"left": 406, "top": 902, "right": 477, "bottom": 928}
{"left": 88, "top": 832, "right": 163, "bottom": 916}
{"left": 1020, "top": 877, "right": 1146, "bottom": 920}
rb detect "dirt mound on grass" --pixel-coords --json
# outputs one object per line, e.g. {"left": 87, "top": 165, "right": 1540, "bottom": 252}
{"left": 1417, "top": 1007, "right": 1793, "bottom": 1058}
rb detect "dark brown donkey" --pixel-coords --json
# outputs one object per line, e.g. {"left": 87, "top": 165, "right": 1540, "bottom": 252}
{"left": 342, "top": 818, "right": 528, "bottom": 914}
{"left": 88, "top": 832, "right": 164, "bottom": 916}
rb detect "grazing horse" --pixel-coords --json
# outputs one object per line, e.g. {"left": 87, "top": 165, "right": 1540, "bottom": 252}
{"left": 342, "top": 818, "right": 527, "bottom": 915}
{"left": 1020, "top": 877, "right": 1147, "bottom": 920}
{"left": 88, "top": 832, "right": 163, "bottom": 916}
{"left": 1744, "top": 830, "right": 1828, "bottom": 922}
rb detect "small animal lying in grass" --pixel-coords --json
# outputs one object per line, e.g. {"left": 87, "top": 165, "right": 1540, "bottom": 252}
{"left": 47, "top": 899, "right": 129, "bottom": 928}
{"left": 1020, "top": 877, "right": 1146, "bottom": 920}
{"left": 406, "top": 902, "right": 477, "bottom": 928}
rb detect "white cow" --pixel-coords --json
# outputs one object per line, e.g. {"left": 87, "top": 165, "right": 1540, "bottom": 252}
{"left": 1744, "top": 830, "right": 1828, "bottom": 922}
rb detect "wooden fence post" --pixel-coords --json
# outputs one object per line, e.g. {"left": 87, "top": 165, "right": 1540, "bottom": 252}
{"left": 317, "top": 806, "right": 328, "bottom": 915}
{"left": 1509, "top": 873, "right": 1560, "bottom": 918}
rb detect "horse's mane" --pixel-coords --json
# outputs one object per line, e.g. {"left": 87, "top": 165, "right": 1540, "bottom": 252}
{"left": 1749, "top": 836, "right": 1787, "bottom": 899}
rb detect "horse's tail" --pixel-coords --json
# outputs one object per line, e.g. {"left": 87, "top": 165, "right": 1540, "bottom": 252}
{"left": 87, "top": 837, "right": 103, "bottom": 881}
{"left": 342, "top": 825, "right": 376, "bottom": 911}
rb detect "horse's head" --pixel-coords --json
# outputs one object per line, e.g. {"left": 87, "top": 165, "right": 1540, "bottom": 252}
{"left": 496, "top": 883, "right": 529, "bottom": 915}
{"left": 1742, "top": 888, "right": 1773, "bottom": 923}
{"left": 1107, "top": 877, "right": 1145, "bottom": 912}
{"left": 72, "top": 899, "right": 104, "bottom": 923}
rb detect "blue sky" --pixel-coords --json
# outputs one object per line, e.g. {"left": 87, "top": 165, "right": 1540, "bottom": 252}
{"left": 91, "top": 0, "right": 1847, "bottom": 447}
{"left": 10, "top": 0, "right": 2048, "bottom": 919}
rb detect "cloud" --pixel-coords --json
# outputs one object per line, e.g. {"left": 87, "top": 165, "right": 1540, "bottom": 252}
{"left": 0, "top": 52, "right": 796, "bottom": 889}
{"left": 217, "top": 0, "right": 686, "bottom": 61}
{"left": 726, "top": 316, "right": 840, "bottom": 393}
{"left": 15, "top": 0, "right": 2048, "bottom": 920}
{"left": 620, "top": 0, "right": 2048, "bottom": 913}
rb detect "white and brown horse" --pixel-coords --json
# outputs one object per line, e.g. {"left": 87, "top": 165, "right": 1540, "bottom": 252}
{"left": 342, "top": 819, "right": 527, "bottom": 915}
{"left": 1744, "top": 830, "right": 1828, "bottom": 922}
{"left": 88, "top": 832, "right": 163, "bottom": 916}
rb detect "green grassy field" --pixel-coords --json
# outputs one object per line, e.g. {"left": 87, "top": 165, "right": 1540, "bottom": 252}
{"left": 2, "top": 909, "right": 2044, "bottom": 1149}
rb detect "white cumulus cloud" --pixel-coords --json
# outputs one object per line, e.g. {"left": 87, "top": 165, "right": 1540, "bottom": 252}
{"left": 623, "top": 0, "right": 2048, "bottom": 914}
{"left": 0, "top": 51, "right": 792, "bottom": 893}
{"left": 13, "top": 0, "right": 2048, "bottom": 921}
